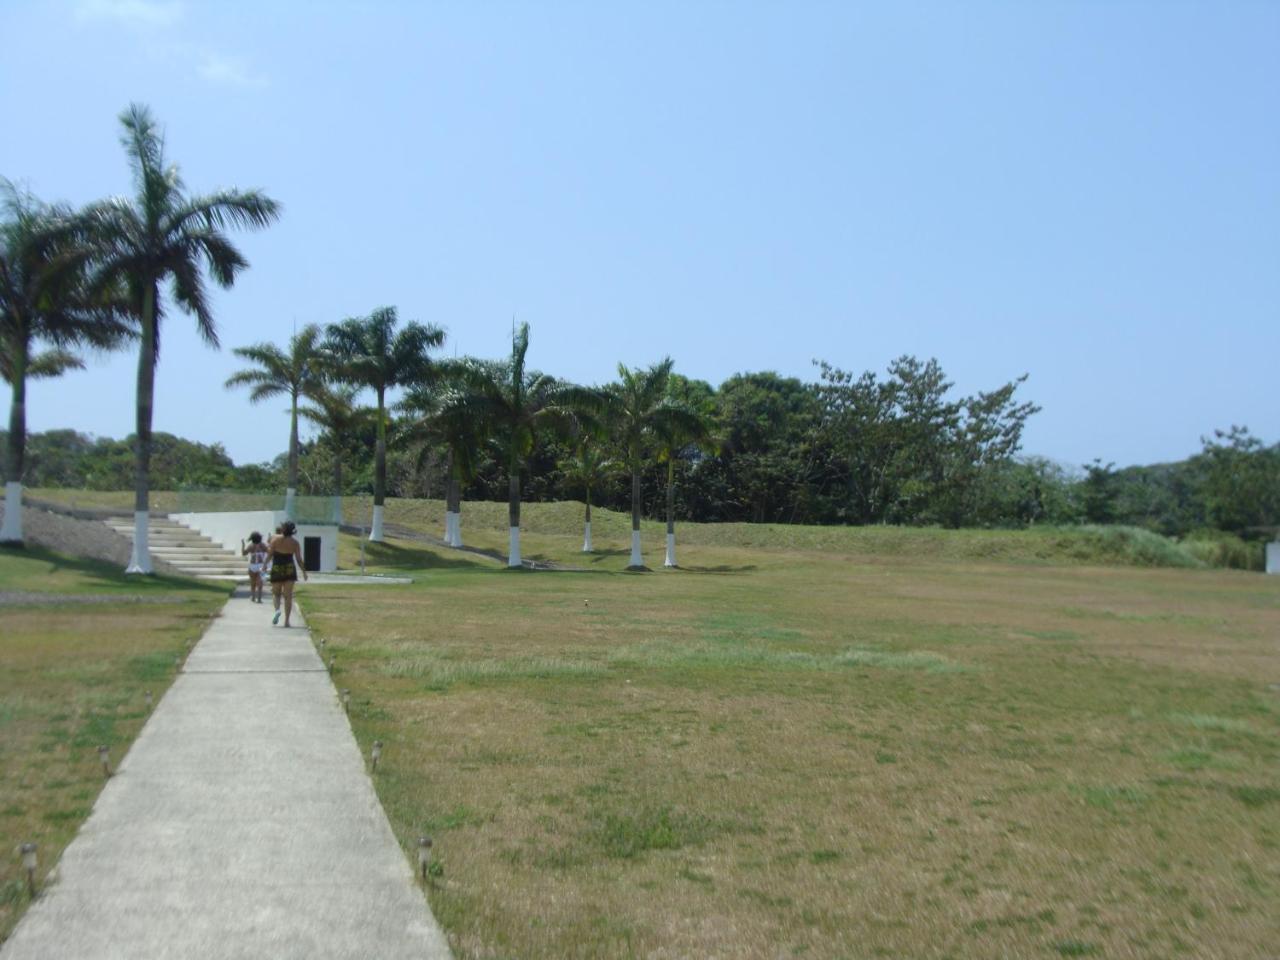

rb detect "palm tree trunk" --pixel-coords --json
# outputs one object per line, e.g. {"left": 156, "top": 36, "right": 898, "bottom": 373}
{"left": 127, "top": 285, "right": 157, "bottom": 574}
{"left": 285, "top": 389, "right": 299, "bottom": 518}
{"left": 1, "top": 333, "right": 28, "bottom": 545}
{"left": 629, "top": 465, "right": 643, "bottom": 568}
{"left": 507, "top": 465, "right": 521, "bottom": 568}
{"left": 582, "top": 483, "right": 592, "bottom": 553}
{"left": 448, "top": 472, "right": 462, "bottom": 548}
{"left": 443, "top": 450, "right": 458, "bottom": 546}
{"left": 664, "top": 459, "right": 677, "bottom": 568}
{"left": 370, "top": 387, "right": 386, "bottom": 541}
{"left": 332, "top": 448, "right": 343, "bottom": 526}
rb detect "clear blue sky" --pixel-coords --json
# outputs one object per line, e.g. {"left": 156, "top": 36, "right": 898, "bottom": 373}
{"left": 2, "top": 0, "right": 1277, "bottom": 470}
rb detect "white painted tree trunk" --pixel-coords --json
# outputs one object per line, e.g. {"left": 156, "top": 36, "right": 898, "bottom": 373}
{"left": 331, "top": 495, "right": 343, "bottom": 527}
{"left": 0, "top": 481, "right": 22, "bottom": 543}
{"left": 284, "top": 487, "right": 297, "bottom": 518}
{"left": 629, "top": 530, "right": 642, "bottom": 568}
{"left": 453, "top": 511, "right": 464, "bottom": 548}
{"left": 508, "top": 526, "right": 522, "bottom": 567}
{"left": 443, "top": 511, "right": 453, "bottom": 545}
{"left": 582, "top": 520, "right": 592, "bottom": 553}
{"left": 126, "top": 511, "right": 153, "bottom": 574}
{"left": 369, "top": 504, "right": 384, "bottom": 541}
{"left": 664, "top": 532, "right": 677, "bottom": 568}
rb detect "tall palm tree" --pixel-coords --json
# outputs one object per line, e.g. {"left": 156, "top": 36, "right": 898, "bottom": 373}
{"left": 1, "top": 180, "right": 130, "bottom": 545}
{"left": 299, "top": 384, "right": 370, "bottom": 527}
{"left": 402, "top": 370, "right": 483, "bottom": 548}
{"left": 78, "top": 104, "right": 280, "bottom": 573}
{"left": 224, "top": 323, "right": 325, "bottom": 517}
{"left": 654, "top": 409, "right": 713, "bottom": 567}
{"left": 613, "top": 358, "right": 704, "bottom": 569}
{"left": 323, "top": 306, "right": 443, "bottom": 541}
{"left": 559, "top": 436, "right": 620, "bottom": 553}
{"left": 443, "top": 323, "right": 600, "bottom": 567}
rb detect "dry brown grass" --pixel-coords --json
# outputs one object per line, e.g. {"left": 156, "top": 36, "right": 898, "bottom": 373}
{"left": 303, "top": 533, "right": 1280, "bottom": 959}
{"left": 0, "top": 548, "right": 228, "bottom": 943}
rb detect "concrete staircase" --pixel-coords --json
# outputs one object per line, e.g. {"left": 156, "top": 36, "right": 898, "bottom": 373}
{"left": 104, "top": 516, "right": 246, "bottom": 580}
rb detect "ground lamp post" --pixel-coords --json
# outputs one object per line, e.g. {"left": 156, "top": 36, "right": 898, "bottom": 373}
{"left": 370, "top": 740, "right": 383, "bottom": 772}
{"left": 97, "top": 745, "right": 111, "bottom": 777}
{"left": 20, "top": 843, "right": 37, "bottom": 896}
{"left": 417, "top": 836, "right": 433, "bottom": 880}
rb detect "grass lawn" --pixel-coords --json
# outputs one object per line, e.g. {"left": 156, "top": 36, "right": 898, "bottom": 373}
{"left": 300, "top": 517, "right": 1280, "bottom": 960}
{"left": 0, "top": 547, "right": 229, "bottom": 944}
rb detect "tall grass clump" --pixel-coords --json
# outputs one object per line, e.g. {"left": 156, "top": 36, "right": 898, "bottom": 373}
{"left": 1180, "top": 530, "right": 1264, "bottom": 571}
{"left": 1044, "top": 525, "right": 1205, "bottom": 569}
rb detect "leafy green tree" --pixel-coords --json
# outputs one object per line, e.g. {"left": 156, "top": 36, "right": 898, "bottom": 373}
{"left": 654, "top": 400, "right": 713, "bottom": 568}
{"left": 323, "top": 306, "right": 443, "bottom": 541}
{"left": 78, "top": 104, "right": 280, "bottom": 572}
{"left": 401, "top": 364, "right": 486, "bottom": 547}
{"left": 814, "top": 356, "right": 1038, "bottom": 527}
{"left": 714, "top": 372, "right": 821, "bottom": 523}
{"left": 1081, "top": 460, "right": 1119, "bottom": 524}
{"left": 443, "top": 323, "right": 600, "bottom": 567}
{"left": 299, "top": 384, "right": 371, "bottom": 525}
{"left": 613, "top": 358, "right": 709, "bottom": 568}
{"left": 1, "top": 180, "right": 130, "bottom": 544}
{"left": 1195, "top": 426, "right": 1280, "bottom": 535}
{"left": 224, "top": 323, "right": 325, "bottom": 516}
{"left": 559, "top": 435, "right": 621, "bottom": 552}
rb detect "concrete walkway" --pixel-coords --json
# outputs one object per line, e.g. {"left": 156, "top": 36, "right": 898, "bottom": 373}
{"left": 1, "top": 589, "right": 452, "bottom": 960}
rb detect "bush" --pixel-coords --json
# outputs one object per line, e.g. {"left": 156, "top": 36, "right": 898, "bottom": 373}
{"left": 1181, "top": 529, "right": 1264, "bottom": 571}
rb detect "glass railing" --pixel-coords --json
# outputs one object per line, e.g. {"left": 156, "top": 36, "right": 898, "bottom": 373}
{"left": 174, "top": 489, "right": 341, "bottom": 525}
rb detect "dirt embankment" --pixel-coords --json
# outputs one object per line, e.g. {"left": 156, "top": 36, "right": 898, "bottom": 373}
{"left": 0, "top": 502, "right": 180, "bottom": 575}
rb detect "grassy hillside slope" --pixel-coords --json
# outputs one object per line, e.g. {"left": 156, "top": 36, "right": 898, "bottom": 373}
{"left": 26, "top": 489, "right": 1261, "bottom": 570}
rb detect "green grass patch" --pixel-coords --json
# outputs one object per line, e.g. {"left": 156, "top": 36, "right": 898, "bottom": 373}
{"left": 292, "top": 509, "right": 1280, "bottom": 959}
{"left": 0, "top": 545, "right": 227, "bottom": 945}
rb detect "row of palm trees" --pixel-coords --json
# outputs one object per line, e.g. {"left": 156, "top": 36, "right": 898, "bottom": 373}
{"left": 1, "top": 104, "right": 279, "bottom": 572}
{"left": 2, "top": 103, "right": 712, "bottom": 571}
{"left": 224, "top": 309, "right": 713, "bottom": 570}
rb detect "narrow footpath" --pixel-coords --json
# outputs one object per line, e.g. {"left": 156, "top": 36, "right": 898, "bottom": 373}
{"left": 1, "top": 588, "right": 452, "bottom": 960}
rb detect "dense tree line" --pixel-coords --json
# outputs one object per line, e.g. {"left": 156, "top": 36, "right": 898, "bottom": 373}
{"left": 10, "top": 393, "right": 1277, "bottom": 543}
{"left": 6, "top": 104, "right": 1275, "bottom": 571}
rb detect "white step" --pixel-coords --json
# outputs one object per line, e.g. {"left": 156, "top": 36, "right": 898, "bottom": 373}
{"left": 102, "top": 516, "right": 246, "bottom": 580}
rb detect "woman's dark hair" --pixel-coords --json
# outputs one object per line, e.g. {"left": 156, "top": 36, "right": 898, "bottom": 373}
{"left": 249, "top": 531, "right": 262, "bottom": 544}
{"left": 281, "top": 520, "right": 297, "bottom": 537}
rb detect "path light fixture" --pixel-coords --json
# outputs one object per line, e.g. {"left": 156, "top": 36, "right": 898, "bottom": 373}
{"left": 144, "top": 690, "right": 153, "bottom": 712}
{"left": 417, "top": 836, "right": 433, "bottom": 880}
{"left": 174, "top": 655, "right": 182, "bottom": 670}
{"left": 319, "top": 638, "right": 326, "bottom": 651}
{"left": 328, "top": 655, "right": 336, "bottom": 673}
{"left": 342, "top": 689, "right": 351, "bottom": 712}
{"left": 97, "top": 744, "right": 110, "bottom": 777}
{"left": 371, "top": 740, "right": 383, "bottom": 772}
{"left": 20, "top": 842, "right": 37, "bottom": 896}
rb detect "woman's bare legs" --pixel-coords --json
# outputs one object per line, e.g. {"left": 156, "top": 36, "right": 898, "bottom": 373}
{"left": 282, "top": 582, "right": 295, "bottom": 627}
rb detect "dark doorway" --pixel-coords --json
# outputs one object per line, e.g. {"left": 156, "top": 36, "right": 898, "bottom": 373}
{"left": 303, "top": 536, "right": 322, "bottom": 572}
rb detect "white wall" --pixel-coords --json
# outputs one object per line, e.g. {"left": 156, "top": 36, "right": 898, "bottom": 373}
{"left": 297, "top": 524, "right": 338, "bottom": 573}
{"left": 169, "top": 510, "right": 276, "bottom": 555}
{"left": 168, "top": 510, "right": 338, "bottom": 572}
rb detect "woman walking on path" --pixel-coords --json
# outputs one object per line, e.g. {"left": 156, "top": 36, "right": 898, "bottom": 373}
{"left": 241, "top": 532, "right": 269, "bottom": 603}
{"left": 269, "top": 520, "right": 308, "bottom": 627}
